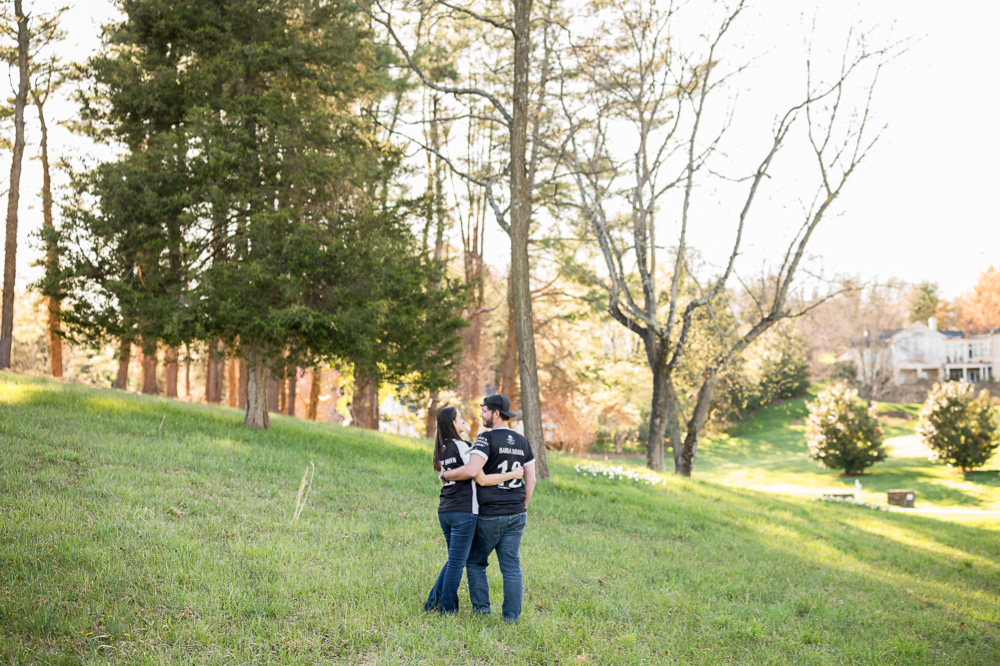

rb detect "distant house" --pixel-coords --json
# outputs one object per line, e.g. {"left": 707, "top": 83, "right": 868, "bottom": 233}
{"left": 890, "top": 318, "right": 1000, "bottom": 384}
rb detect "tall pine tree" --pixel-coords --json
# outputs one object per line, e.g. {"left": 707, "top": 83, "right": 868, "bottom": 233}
{"left": 57, "top": 0, "right": 464, "bottom": 425}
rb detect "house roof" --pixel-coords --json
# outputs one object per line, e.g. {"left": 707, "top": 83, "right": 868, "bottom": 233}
{"left": 890, "top": 321, "right": 1000, "bottom": 340}
{"left": 890, "top": 322, "right": 943, "bottom": 340}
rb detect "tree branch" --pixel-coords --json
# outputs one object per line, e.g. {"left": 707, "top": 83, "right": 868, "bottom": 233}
{"left": 360, "top": 0, "right": 513, "bottom": 125}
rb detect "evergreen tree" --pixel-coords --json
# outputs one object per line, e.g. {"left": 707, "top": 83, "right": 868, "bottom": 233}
{"left": 57, "top": 0, "right": 464, "bottom": 426}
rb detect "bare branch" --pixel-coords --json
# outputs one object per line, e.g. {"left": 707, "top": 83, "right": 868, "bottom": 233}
{"left": 439, "top": 1, "right": 515, "bottom": 34}
{"left": 360, "top": 0, "right": 513, "bottom": 125}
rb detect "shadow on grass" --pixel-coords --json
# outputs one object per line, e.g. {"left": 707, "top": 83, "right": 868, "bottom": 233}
{"left": 3, "top": 371, "right": 1000, "bottom": 664}
{"left": 964, "top": 470, "right": 1000, "bottom": 487}
{"left": 839, "top": 464, "right": 989, "bottom": 508}
{"left": 556, "top": 469, "right": 1000, "bottom": 661}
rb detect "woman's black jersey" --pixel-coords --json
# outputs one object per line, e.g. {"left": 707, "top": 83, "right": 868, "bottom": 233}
{"left": 437, "top": 439, "right": 485, "bottom": 514}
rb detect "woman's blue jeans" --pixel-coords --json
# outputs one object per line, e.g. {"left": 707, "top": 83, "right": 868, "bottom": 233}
{"left": 425, "top": 512, "right": 478, "bottom": 614}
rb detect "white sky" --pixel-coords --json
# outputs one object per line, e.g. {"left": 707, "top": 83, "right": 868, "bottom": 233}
{"left": 5, "top": 0, "right": 998, "bottom": 302}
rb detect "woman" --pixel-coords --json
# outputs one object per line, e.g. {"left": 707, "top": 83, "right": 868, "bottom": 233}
{"left": 425, "top": 406, "right": 523, "bottom": 614}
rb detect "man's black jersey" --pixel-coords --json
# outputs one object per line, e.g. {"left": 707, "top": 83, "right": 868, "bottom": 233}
{"left": 472, "top": 428, "right": 535, "bottom": 516}
{"left": 437, "top": 439, "right": 484, "bottom": 514}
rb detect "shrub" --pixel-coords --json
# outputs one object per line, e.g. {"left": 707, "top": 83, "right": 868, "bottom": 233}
{"left": 806, "top": 382, "right": 887, "bottom": 474}
{"left": 831, "top": 360, "right": 858, "bottom": 384}
{"left": 713, "top": 321, "right": 811, "bottom": 427}
{"left": 758, "top": 325, "right": 811, "bottom": 401}
{"left": 916, "top": 382, "right": 1000, "bottom": 472}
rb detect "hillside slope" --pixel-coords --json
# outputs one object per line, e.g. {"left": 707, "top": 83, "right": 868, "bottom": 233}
{"left": 2, "top": 375, "right": 999, "bottom": 665}
{"left": 630, "top": 392, "right": 1000, "bottom": 510}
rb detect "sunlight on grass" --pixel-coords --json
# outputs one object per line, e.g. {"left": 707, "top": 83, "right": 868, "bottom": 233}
{"left": 0, "top": 381, "right": 33, "bottom": 405}
{"left": 207, "top": 437, "right": 251, "bottom": 454}
{"left": 3, "top": 373, "right": 1000, "bottom": 665}
{"left": 841, "top": 518, "right": 1000, "bottom": 572}
{"left": 747, "top": 517, "right": 999, "bottom": 623}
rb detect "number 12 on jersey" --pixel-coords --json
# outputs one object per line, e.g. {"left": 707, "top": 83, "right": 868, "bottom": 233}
{"left": 496, "top": 460, "right": 523, "bottom": 489}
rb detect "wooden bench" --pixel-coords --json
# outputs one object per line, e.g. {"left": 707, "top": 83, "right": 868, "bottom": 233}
{"left": 887, "top": 489, "right": 915, "bottom": 508}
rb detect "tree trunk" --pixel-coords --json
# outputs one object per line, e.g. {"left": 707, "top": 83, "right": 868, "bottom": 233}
{"left": 184, "top": 345, "right": 191, "bottom": 398}
{"left": 238, "top": 357, "right": 248, "bottom": 409}
{"left": 0, "top": 2, "right": 28, "bottom": 370}
{"left": 498, "top": 274, "right": 519, "bottom": 402}
{"left": 244, "top": 340, "right": 270, "bottom": 429}
{"left": 508, "top": 0, "right": 548, "bottom": 479}
{"left": 115, "top": 338, "right": 131, "bottom": 390}
{"left": 286, "top": 367, "right": 297, "bottom": 417}
{"left": 459, "top": 308, "right": 483, "bottom": 404}
{"left": 352, "top": 372, "right": 379, "bottom": 430}
{"left": 214, "top": 342, "right": 224, "bottom": 402}
{"left": 267, "top": 374, "right": 280, "bottom": 414}
{"left": 278, "top": 365, "right": 287, "bottom": 414}
{"left": 422, "top": 94, "right": 445, "bottom": 440}
{"left": 205, "top": 353, "right": 216, "bottom": 402}
{"left": 226, "top": 356, "right": 238, "bottom": 407}
{"left": 675, "top": 373, "right": 722, "bottom": 477}
{"left": 645, "top": 366, "right": 670, "bottom": 472}
{"left": 140, "top": 341, "right": 159, "bottom": 395}
{"left": 307, "top": 367, "right": 321, "bottom": 420}
{"left": 425, "top": 390, "right": 439, "bottom": 438}
{"left": 37, "top": 102, "right": 62, "bottom": 377}
{"left": 205, "top": 337, "right": 222, "bottom": 403}
{"left": 642, "top": 329, "right": 683, "bottom": 473}
{"left": 47, "top": 299, "right": 63, "bottom": 377}
{"left": 459, "top": 177, "right": 486, "bottom": 406}
{"left": 164, "top": 346, "right": 178, "bottom": 398}
{"left": 666, "top": 379, "right": 683, "bottom": 471}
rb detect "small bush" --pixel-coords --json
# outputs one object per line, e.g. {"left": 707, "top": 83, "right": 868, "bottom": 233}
{"left": 806, "top": 382, "right": 887, "bottom": 474}
{"left": 713, "top": 320, "right": 811, "bottom": 427}
{"left": 916, "top": 382, "right": 1000, "bottom": 472}
{"left": 831, "top": 360, "right": 858, "bottom": 384}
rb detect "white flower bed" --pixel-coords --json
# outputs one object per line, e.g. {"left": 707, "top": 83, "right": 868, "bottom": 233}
{"left": 574, "top": 461, "right": 665, "bottom": 486}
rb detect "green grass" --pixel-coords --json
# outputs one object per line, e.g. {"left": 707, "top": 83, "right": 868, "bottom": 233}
{"left": 2, "top": 374, "right": 999, "bottom": 665}
{"left": 598, "top": 389, "right": 1000, "bottom": 511}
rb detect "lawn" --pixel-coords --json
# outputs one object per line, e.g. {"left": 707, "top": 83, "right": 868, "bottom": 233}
{"left": 2, "top": 374, "right": 999, "bottom": 665}
{"left": 592, "top": 388, "right": 1000, "bottom": 512}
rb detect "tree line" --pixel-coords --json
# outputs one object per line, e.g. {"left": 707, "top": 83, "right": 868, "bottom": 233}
{"left": 2, "top": 0, "right": 466, "bottom": 430}
{"left": 1, "top": 0, "right": 919, "bottom": 478}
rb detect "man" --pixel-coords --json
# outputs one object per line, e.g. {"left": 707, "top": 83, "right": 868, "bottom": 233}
{"left": 441, "top": 393, "right": 536, "bottom": 622}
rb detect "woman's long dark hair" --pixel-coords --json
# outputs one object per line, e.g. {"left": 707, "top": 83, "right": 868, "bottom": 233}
{"left": 433, "top": 406, "right": 462, "bottom": 472}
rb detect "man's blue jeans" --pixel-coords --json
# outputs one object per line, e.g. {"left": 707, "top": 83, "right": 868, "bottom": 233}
{"left": 425, "top": 512, "right": 478, "bottom": 614}
{"left": 466, "top": 512, "right": 527, "bottom": 622}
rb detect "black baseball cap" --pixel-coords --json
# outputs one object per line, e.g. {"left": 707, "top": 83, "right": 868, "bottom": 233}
{"left": 482, "top": 394, "right": 516, "bottom": 419}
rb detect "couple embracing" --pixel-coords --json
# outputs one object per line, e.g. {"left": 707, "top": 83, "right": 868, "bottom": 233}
{"left": 424, "top": 394, "right": 536, "bottom": 623}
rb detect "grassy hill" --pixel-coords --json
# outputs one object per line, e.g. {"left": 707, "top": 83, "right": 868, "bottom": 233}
{"left": 642, "top": 391, "right": 1000, "bottom": 511}
{"left": 2, "top": 374, "right": 999, "bottom": 665}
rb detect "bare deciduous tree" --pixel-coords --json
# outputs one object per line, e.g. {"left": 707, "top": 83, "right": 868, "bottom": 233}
{"left": 799, "top": 278, "right": 906, "bottom": 399}
{"left": 556, "top": 0, "right": 896, "bottom": 475}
